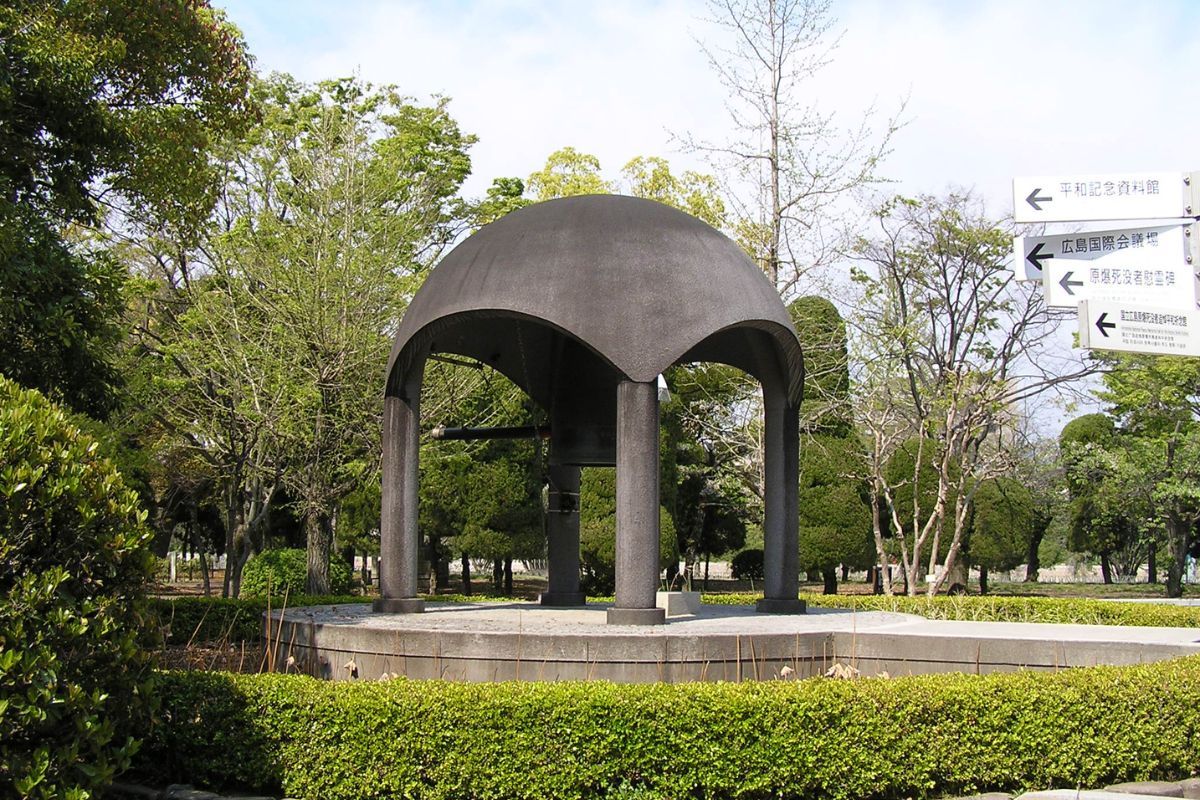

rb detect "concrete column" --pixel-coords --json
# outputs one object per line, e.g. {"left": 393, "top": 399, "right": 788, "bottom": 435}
{"left": 757, "top": 389, "right": 805, "bottom": 614}
{"left": 373, "top": 393, "right": 425, "bottom": 614}
{"left": 608, "top": 379, "right": 665, "bottom": 625}
{"left": 540, "top": 463, "right": 585, "bottom": 606}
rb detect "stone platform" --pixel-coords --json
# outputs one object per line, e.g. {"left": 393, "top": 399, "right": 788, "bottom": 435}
{"left": 265, "top": 601, "right": 1200, "bottom": 683}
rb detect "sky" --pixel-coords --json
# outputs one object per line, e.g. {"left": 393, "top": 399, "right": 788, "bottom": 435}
{"left": 214, "top": 0, "right": 1200, "bottom": 430}
{"left": 216, "top": 0, "right": 1200, "bottom": 211}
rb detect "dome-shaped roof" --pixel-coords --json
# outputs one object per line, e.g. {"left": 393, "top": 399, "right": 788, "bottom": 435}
{"left": 387, "top": 194, "right": 802, "bottom": 404}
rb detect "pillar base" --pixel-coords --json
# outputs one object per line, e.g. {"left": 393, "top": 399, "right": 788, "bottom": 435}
{"left": 755, "top": 598, "right": 806, "bottom": 615}
{"left": 607, "top": 607, "right": 666, "bottom": 626}
{"left": 539, "top": 591, "right": 587, "bottom": 607}
{"left": 372, "top": 597, "right": 426, "bottom": 614}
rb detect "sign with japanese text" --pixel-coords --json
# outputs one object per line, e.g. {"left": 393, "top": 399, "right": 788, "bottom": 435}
{"left": 1013, "top": 224, "right": 1187, "bottom": 281}
{"left": 1013, "top": 171, "right": 1198, "bottom": 223}
{"left": 1078, "top": 300, "right": 1200, "bottom": 357}
{"left": 1035, "top": 225, "right": 1198, "bottom": 309}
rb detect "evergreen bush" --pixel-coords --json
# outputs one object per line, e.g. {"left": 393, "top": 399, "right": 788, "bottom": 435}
{"left": 240, "top": 547, "right": 352, "bottom": 598}
{"left": 135, "top": 657, "right": 1200, "bottom": 800}
{"left": 730, "top": 548, "right": 764, "bottom": 580}
{"left": 0, "top": 376, "right": 156, "bottom": 799}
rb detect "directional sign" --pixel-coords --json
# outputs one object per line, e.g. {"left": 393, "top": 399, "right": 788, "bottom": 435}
{"left": 1078, "top": 300, "right": 1200, "bottom": 357}
{"left": 1013, "top": 171, "right": 1199, "bottom": 223}
{"left": 1037, "top": 225, "right": 1199, "bottom": 309}
{"left": 1013, "top": 224, "right": 1189, "bottom": 281}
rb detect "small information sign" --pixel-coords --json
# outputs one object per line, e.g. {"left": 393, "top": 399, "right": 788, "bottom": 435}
{"left": 1013, "top": 172, "right": 1198, "bottom": 223}
{"left": 1013, "top": 224, "right": 1188, "bottom": 282}
{"left": 1078, "top": 300, "right": 1200, "bottom": 357}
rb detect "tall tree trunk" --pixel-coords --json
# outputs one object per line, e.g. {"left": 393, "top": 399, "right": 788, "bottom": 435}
{"left": 1024, "top": 528, "right": 1043, "bottom": 582}
{"left": 822, "top": 566, "right": 837, "bottom": 595}
{"left": 504, "top": 557, "right": 513, "bottom": 597}
{"left": 1100, "top": 553, "right": 1113, "bottom": 584}
{"left": 978, "top": 564, "right": 989, "bottom": 595}
{"left": 1166, "top": 514, "right": 1188, "bottom": 599}
{"left": 305, "top": 512, "right": 332, "bottom": 595}
{"left": 1148, "top": 544, "right": 1158, "bottom": 584}
{"left": 188, "top": 504, "right": 212, "bottom": 597}
{"left": 841, "top": 564, "right": 849, "bottom": 582}
{"left": 703, "top": 555, "right": 710, "bottom": 591}
{"left": 222, "top": 482, "right": 238, "bottom": 597}
{"left": 461, "top": 554, "right": 472, "bottom": 596}
{"left": 199, "top": 551, "right": 211, "bottom": 597}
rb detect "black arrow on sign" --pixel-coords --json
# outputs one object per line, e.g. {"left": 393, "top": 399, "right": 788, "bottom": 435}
{"left": 1025, "top": 187, "right": 1052, "bottom": 211}
{"left": 1026, "top": 242, "right": 1053, "bottom": 273}
{"left": 1095, "top": 312, "right": 1116, "bottom": 338}
{"left": 1058, "top": 271, "right": 1084, "bottom": 295}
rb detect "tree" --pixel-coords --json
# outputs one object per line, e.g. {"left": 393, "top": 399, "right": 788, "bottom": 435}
{"left": 471, "top": 177, "right": 531, "bottom": 228}
{"left": 688, "top": 0, "right": 902, "bottom": 293}
{"left": 526, "top": 147, "right": 612, "bottom": 201}
{"left": 790, "top": 295, "right": 851, "bottom": 434}
{"left": 1058, "top": 413, "right": 1136, "bottom": 584}
{"left": 0, "top": 0, "right": 252, "bottom": 226}
{"left": 0, "top": 0, "right": 253, "bottom": 417}
{"left": 672, "top": 454, "right": 749, "bottom": 589}
{"left": 1062, "top": 408, "right": 1200, "bottom": 597}
{"left": 968, "top": 477, "right": 1040, "bottom": 594}
{"left": 0, "top": 209, "right": 126, "bottom": 418}
{"left": 851, "top": 193, "right": 1095, "bottom": 596}
{"left": 789, "top": 296, "right": 870, "bottom": 593}
{"left": 799, "top": 435, "right": 872, "bottom": 593}
{"left": 1095, "top": 354, "right": 1200, "bottom": 596}
{"left": 126, "top": 75, "right": 475, "bottom": 595}
{"left": 579, "top": 468, "right": 677, "bottom": 595}
{"left": 620, "top": 156, "right": 726, "bottom": 229}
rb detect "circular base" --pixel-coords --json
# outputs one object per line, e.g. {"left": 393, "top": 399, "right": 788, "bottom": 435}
{"left": 539, "top": 591, "right": 587, "bottom": 607}
{"left": 372, "top": 597, "right": 426, "bottom": 614}
{"left": 267, "top": 601, "right": 1200, "bottom": 684}
{"left": 755, "top": 597, "right": 807, "bottom": 614}
{"left": 268, "top": 602, "right": 911, "bottom": 683}
{"left": 606, "top": 607, "right": 666, "bottom": 626}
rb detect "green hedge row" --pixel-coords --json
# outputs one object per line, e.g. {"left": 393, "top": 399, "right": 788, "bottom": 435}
{"left": 134, "top": 658, "right": 1200, "bottom": 800}
{"left": 794, "top": 593, "right": 1200, "bottom": 627}
{"left": 152, "top": 591, "right": 1200, "bottom": 647}
{"left": 150, "top": 595, "right": 366, "bottom": 645}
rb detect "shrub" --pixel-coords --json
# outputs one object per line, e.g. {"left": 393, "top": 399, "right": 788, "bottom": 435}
{"left": 134, "top": 657, "right": 1200, "bottom": 800}
{"left": 240, "top": 547, "right": 351, "bottom": 598}
{"left": 702, "top": 592, "right": 1200, "bottom": 627}
{"left": 730, "top": 548, "right": 764, "bottom": 581}
{"left": 151, "top": 594, "right": 366, "bottom": 645}
{"left": 0, "top": 377, "right": 156, "bottom": 799}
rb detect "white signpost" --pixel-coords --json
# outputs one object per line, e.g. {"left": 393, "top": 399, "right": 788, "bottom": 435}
{"left": 1011, "top": 168, "right": 1200, "bottom": 357}
{"left": 1030, "top": 224, "right": 1199, "bottom": 309}
{"left": 1078, "top": 300, "right": 1200, "bottom": 357}
{"left": 1044, "top": 261, "right": 1197, "bottom": 310}
{"left": 1013, "top": 171, "right": 1199, "bottom": 223}
{"left": 1012, "top": 224, "right": 1190, "bottom": 282}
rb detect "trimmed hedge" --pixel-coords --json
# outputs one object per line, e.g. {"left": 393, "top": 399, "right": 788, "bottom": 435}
{"left": 151, "top": 595, "right": 365, "bottom": 645}
{"left": 795, "top": 593, "right": 1200, "bottom": 627}
{"left": 134, "top": 658, "right": 1200, "bottom": 800}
